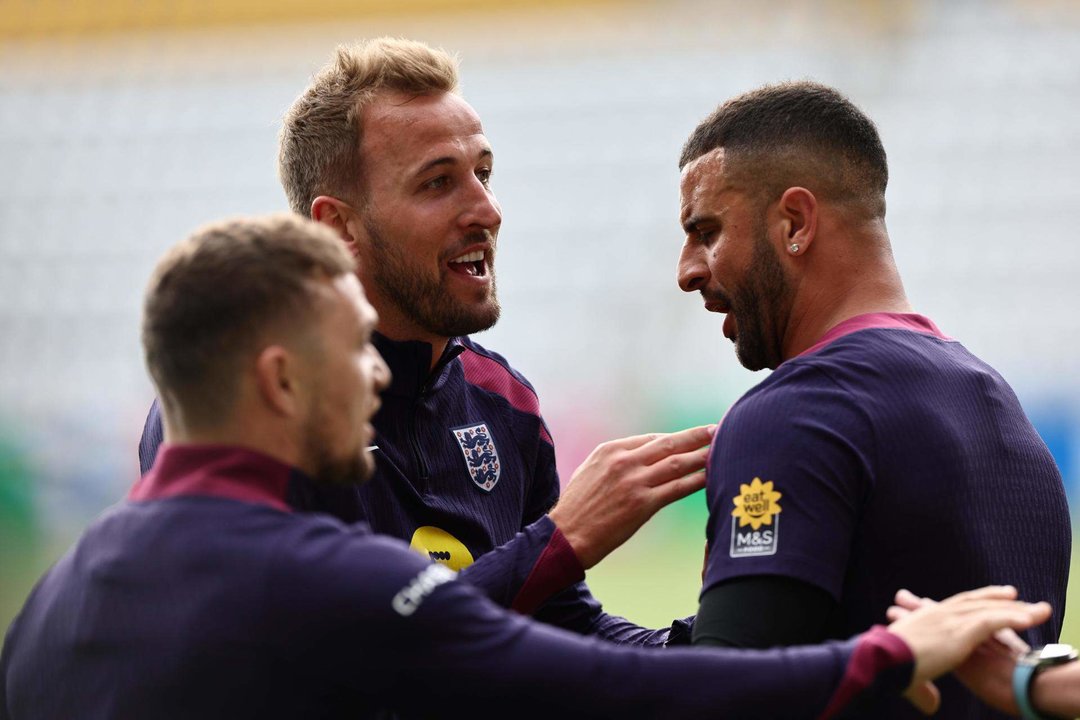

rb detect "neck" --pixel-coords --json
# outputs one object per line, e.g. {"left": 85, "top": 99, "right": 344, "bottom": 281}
{"left": 780, "top": 228, "right": 912, "bottom": 361}
{"left": 163, "top": 414, "right": 305, "bottom": 474}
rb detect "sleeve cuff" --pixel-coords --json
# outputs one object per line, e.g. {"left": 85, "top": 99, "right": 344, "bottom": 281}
{"left": 817, "top": 625, "right": 915, "bottom": 719}
{"left": 510, "top": 519, "right": 586, "bottom": 615}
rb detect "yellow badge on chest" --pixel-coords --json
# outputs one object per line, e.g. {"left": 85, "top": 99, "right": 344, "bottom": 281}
{"left": 409, "top": 526, "right": 475, "bottom": 571}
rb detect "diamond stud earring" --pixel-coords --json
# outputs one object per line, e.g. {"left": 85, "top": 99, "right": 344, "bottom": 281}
{"left": 789, "top": 243, "right": 800, "bottom": 254}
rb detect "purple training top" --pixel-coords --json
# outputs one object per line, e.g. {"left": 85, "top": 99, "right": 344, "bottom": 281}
{"left": 2, "top": 445, "right": 916, "bottom": 719}
{"left": 702, "top": 313, "right": 1071, "bottom": 719}
{"left": 139, "top": 333, "right": 671, "bottom": 644}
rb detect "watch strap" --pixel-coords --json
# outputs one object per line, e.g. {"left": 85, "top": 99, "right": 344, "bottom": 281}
{"left": 1013, "top": 662, "right": 1056, "bottom": 720}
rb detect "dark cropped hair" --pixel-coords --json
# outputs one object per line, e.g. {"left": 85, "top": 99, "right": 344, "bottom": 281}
{"left": 680, "top": 81, "right": 888, "bottom": 217}
{"left": 142, "top": 214, "right": 356, "bottom": 426}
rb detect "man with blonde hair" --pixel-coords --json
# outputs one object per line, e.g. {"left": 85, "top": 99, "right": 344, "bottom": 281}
{"left": 1, "top": 215, "right": 1057, "bottom": 719}
{"left": 138, "top": 38, "right": 690, "bottom": 640}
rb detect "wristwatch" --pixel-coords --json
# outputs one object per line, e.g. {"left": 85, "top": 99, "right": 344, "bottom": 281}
{"left": 1012, "top": 643, "right": 1078, "bottom": 720}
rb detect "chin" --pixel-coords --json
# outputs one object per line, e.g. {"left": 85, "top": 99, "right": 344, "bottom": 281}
{"left": 315, "top": 453, "right": 372, "bottom": 486}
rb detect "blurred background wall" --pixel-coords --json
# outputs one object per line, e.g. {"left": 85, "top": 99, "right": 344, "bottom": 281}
{"left": 1, "top": 0, "right": 1078, "bottom": 645}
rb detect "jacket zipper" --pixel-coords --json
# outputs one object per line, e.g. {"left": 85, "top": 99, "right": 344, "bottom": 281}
{"left": 409, "top": 389, "right": 430, "bottom": 482}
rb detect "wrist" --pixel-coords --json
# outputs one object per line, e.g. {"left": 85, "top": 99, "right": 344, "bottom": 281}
{"left": 545, "top": 509, "right": 591, "bottom": 568}
{"left": 1031, "top": 664, "right": 1080, "bottom": 720}
{"left": 1013, "top": 644, "right": 1078, "bottom": 720}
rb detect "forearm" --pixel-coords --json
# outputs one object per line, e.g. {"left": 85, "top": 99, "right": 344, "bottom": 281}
{"left": 400, "top": 580, "right": 913, "bottom": 719}
{"left": 457, "top": 515, "right": 584, "bottom": 613}
{"left": 532, "top": 582, "right": 672, "bottom": 646}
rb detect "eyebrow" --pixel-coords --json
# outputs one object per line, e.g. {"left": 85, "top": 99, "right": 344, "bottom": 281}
{"left": 681, "top": 214, "right": 707, "bottom": 234}
{"left": 415, "top": 148, "right": 494, "bottom": 177}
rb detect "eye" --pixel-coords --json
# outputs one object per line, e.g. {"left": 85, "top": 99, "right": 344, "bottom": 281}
{"left": 697, "top": 225, "right": 720, "bottom": 244}
{"left": 476, "top": 167, "right": 493, "bottom": 186}
{"left": 423, "top": 175, "right": 449, "bottom": 191}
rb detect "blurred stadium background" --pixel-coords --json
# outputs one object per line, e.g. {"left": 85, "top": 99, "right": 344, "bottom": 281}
{"left": 2, "top": 0, "right": 1079, "bottom": 648}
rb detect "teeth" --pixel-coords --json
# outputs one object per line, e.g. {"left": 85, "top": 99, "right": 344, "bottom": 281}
{"left": 451, "top": 250, "right": 485, "bottom": 264}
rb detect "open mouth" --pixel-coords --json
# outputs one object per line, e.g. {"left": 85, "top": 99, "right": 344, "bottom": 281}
{"left": 447, "top": 250, "right": 486, "bottom": 278}
{"left": 448, "top": 250, "right": 487, "bottom": 277}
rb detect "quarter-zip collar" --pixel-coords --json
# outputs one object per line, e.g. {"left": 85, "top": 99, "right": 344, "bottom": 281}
{"left": 373, "top": 332, "right": 466, "bottom": 399}
{"left": 128, "top": 444, "right": 308, "bottom": 513}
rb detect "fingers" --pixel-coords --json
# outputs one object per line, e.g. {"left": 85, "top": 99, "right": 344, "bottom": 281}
{"left": 891, "top": 593, "right": 1051, "bottom": 687}
{"left": 903, "top": 680, "right": 941, "bottom": 716}
{"left": 598, "top": 432, "right": 667, "bottom": 452}
{"left": 652, "top": 469, "right": 707, "bottom": 505}
{"left": 892, "top": 587, "right": 1031, "bottom": 654}
{"left": 886, "top": 605, "right": 911, "bottom": 622}
{"left": 965, "top": 602, "right": 1051, "bottom": 637}
{"left": 894, "top": 588, "right": 928, "bottom": 611}
{"left": 631, "top": 424, "right": 716, "bottom": 466}
{"left": 940, "top": 585, "right": 1019, "bottom": 604}
{"left": 991, "top": 627, "right": 1030, "bottom": 655}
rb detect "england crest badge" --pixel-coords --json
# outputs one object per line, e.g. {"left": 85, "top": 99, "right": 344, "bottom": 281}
{"left": 451, "top": 422, "right": 501, "bottom": 492}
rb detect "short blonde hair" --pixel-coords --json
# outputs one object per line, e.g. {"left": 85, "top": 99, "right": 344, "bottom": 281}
{"left": 142, "top": 214, "right": 356, "bottom": 427}
{"left": 278, "top": 37, "right": 459, "bottom": 216}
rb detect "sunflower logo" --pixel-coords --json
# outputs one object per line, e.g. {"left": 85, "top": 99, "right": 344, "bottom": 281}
{"left": 731, "top": 477, "right": 782, "bottom": 531}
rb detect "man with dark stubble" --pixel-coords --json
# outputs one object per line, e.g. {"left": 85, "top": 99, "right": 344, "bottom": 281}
{"left": 679, "top": 81, "right": 1071, "bottom": 718}
{"left": 0, "top": 214, "right": 1054, "bottom": 719}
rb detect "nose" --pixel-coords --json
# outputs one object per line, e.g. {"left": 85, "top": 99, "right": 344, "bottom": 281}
{"left": 677, "top": 241, "right": 708, "bottom": 293}
{"left": 460, "top": 177, "right": 502, "bottom": 231}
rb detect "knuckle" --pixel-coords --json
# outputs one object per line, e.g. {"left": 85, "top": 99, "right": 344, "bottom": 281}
{"left": 608, "top": 454, "right": 630, "bottom": 476}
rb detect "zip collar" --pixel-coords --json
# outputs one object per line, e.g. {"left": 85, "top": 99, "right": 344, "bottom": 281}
{"left": 373, "top": 332, "right": 466, "bottom": 399}
{"left": 128, "top": 444, "right": 304, "bottom": 512}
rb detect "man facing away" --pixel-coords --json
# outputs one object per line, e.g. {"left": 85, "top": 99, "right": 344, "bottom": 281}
{"left": 0, "top": 214, "right": 1055, "bottom": 719}
{"left": 138, "top": 36, "right": 686, "bottom": 644}
{"left": 677, "top": 81, "right": 1071, "bottom": 718}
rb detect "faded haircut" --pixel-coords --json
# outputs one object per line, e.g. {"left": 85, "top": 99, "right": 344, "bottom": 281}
{"left": 279, "top": 37, "right": 460, "bottom": 216}
{"left": 142, "top": 214, "right": 356, "bottom": 427}
{"left": 680, "top": 81, "right": 889, "bottom": 218}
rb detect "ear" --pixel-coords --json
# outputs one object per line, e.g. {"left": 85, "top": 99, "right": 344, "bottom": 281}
{"left": 311, "top": 195, "right": 364, "bottom": 259}
{"left": 253, "top": 345, "right": 306, "bottom": 419}
{"left": 775, "top": 187, "right": 818, "bottom": 257}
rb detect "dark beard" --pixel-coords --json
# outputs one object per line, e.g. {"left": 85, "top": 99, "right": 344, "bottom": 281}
{"left": 731, "top": 227, "right": 791, "bottom": 372}
{"left": 304, "top": 428, "right": 372, "bottom": 487}
{"left": 364, "top": 217, "right": 501, "bottom": 338}
{"left": 302, "top": 397, "right": 373, "bottom": 486}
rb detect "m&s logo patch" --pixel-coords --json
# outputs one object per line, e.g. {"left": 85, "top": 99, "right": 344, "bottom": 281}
{"left": 729, "top": 477, "right": 782, "bottom": 558}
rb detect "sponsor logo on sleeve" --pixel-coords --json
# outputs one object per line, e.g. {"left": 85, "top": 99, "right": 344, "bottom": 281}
{"left": 729, "top": 477, "right": 782, "bottom": 558}
{"left": 451, "top": 422, "right": 501, "bottom": 492}
{"left": 409, "top": 525, "right": 475, "bottom": 571}
{"left": 391, "top": 563, "right": 457, "bottom": 617}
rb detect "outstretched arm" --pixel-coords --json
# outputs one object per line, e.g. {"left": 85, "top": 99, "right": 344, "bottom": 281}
{"left": 460, "top": 425, "right": 714, "bottom": 645}
{"left": 314, "top": 530, "right": 1051, "bottom": 720}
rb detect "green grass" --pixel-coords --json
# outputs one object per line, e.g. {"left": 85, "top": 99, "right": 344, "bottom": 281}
{"left": 1063, "top": 546, "right": 1080, "bottom": 646}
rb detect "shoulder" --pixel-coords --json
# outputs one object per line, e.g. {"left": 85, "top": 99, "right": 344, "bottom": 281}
{"left": 726, "top": 359, "right": 852, "bottom": 425}
{"left": 455, "top": 337, "right": 543, "bottom": 418}
{"left": 270, "top": 517, "right": 437, "bottom": 607}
